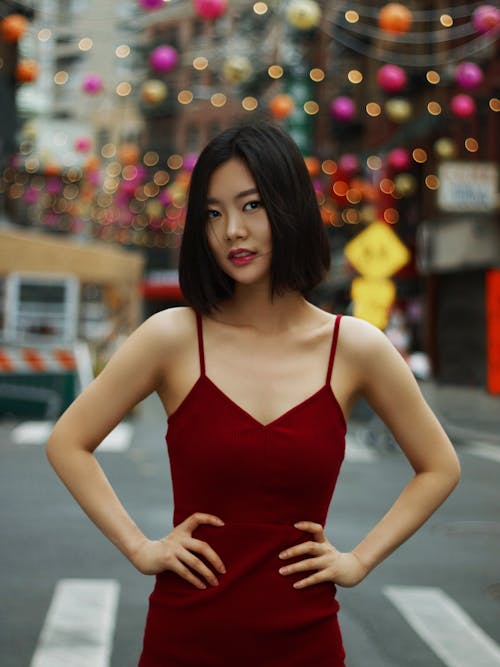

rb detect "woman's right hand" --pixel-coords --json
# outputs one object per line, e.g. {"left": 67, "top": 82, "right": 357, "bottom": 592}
{"left": 130, "top": 513, "right": 227, "bottom": 589}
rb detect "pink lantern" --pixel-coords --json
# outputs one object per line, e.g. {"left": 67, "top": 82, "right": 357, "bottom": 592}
{"left": 194, "top": 0, "right": 227, "bottom": 20}
{"left": 137, "top": 0, "right": 164, "bottom": 9}
{"left": 82, "top": 74, "right": 103, "bottom": 94}
{"left": 472, "top": 5, "right": 500, "bottom": 34}
{"left": 47, "top": 178, "right": 62, "bottom": 195}
{"left": 455, "top": 62, "right": 484, "bottom": 90}
{"left": 23, "top": 186, "right": 40, "bottom": 205}
{"left": 387, "top": 147, "right": 411, "bottom": 171}
{"left": 183, "top": 153, "right": 198, "bottom": 172}
{"left": 330, "top": 96, "right": 356, "bottom": 122}
{"left": 450, "top": 93, "right": 476, "bottom": 118}
{"left": 338, "top": 153, "right": 360, "bottom": 178}
{"left": 149, "top": 45, "right": 178, "bottom": 73}
{"left": 74, "top": 137, "right": 92, "bottom": 152}
{"left": 377, "top": 64, "right": 407, "bottom": 93}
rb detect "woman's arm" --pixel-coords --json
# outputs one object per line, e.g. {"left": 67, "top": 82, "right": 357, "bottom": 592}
{"left": 46, "top": 312, "right": 168, "bottom": 565}
{"left": 349, "top": 318, "right": 461, "bottom": 576}
{"left": 279, "top": 316, "right": 460, "bottom": 588}
{"left": 46, "top": 310, "right": 226, "bottom": 586}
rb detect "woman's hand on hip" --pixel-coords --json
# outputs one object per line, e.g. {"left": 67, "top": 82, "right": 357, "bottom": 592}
{"left": 130, "top": 513, "right": 226, "bottom": 589}
{"left": 279, "top": 521, "right": 367, "bottom": 589}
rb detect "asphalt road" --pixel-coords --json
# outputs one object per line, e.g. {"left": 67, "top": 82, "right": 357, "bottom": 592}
{"left": 1, "top": 394, "right": 499, "bottom": 667}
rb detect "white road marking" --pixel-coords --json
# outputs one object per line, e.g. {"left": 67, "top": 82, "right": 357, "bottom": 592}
{"left": 31, "top": 579, "right": 120, "bottom": 667}
{"left": 11, "top": 421, "right": 133, "bottom": 452}
{"left": 384, "top": 586, "right": 500, "bottom": 667}
{"left": 462, "top": 442, "right": 500, "bottom": 464}
{"left": 345, "top": 432, "right": 378, "bottom": 462}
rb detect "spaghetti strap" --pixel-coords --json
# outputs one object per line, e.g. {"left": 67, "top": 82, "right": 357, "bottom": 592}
{"left": 326, "top": 315, "right": 342, "bottom": 384}
{"left": 195, "top": 311, "right": 205, "bottom": 376}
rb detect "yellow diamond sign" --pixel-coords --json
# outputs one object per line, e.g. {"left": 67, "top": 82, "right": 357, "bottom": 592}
{"left": 344, "top": 221, "right": 410, "bottom": 279}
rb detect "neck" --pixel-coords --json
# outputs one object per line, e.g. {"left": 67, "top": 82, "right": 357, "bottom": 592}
{"left": 211, "top": 283, "right": 310, "bottom": 332}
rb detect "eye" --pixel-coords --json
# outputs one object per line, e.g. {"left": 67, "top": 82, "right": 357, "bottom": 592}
{"left": 206, "top": 209, "right": 221, "bottom": 220}
{"left": 243, "top": 200, "right": 262, "bottom": 211}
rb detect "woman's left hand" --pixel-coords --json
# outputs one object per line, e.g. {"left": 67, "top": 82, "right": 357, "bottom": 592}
{"left": 278, "top": 521, "right": 368, "bottom": 589}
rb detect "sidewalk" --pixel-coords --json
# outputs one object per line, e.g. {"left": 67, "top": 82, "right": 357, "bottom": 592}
{"left": 419, "top": 380, "right": 500, "bottom": 445}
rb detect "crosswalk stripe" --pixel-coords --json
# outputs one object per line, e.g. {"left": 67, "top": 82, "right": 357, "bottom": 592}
{"left": 345, "top": 433, "right": 378, "bottom": 462}
{"left": 384, "top": 586, "right": 500, "bottom": 667}
{"left": 30, "top": 579, "right": 120, "bottom": 667}
{"left": 462, "top": 442, "right": 500, "bottom": 464}
{"left": 10, "top": 421, "right": 133, "bottom": 451}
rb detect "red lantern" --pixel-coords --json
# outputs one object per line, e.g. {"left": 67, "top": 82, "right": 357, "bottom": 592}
{"left": 194, "top": 0, "right": 227, "bottom": 20}
{"left": 269, "top": 94, "right": 295, "bottom": 120}
{"left": 378, "top": 3, "right": 413, "bottom": 34}
{"left": 377, "top": 64, "right": 407, "bottom": 93}
{"left": 15, "top": 60, "right": 39, "bottom": 83}
{"left": 450, "top": 94, "right": 476, "bottom": 118}
{"left": 0, "top": 14, "right": 28, "bottom": 42}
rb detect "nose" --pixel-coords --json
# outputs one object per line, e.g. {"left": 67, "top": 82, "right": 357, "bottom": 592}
{"left": 224, "top": 212, "right": 247, "bottom": 241}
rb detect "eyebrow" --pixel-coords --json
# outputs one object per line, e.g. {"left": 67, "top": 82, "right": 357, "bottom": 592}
{"left": 206, "top": 188, "right": 259, "bottom": 204}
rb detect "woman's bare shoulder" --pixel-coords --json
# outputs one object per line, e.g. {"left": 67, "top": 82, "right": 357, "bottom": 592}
{"left": 143, "top": 306, "right": 197, "bottom": 352}
{"left": 338, "top": 315, "right": 388, "bottom": 353}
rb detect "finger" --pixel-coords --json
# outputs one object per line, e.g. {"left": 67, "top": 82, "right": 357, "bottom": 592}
{"left": 279, "top": 555, "right": 327, "bottom": 576}
{"left": 179, "top": 548, "right": 220, "bottom": 587}
{"left": 279, "top": 541, "right": 326, "bottom": 560}
{"left": 183, "top": 513, "right": 225, "bottom": 531}
{"left": 174, "top": 562, "right": 208, "bottom": 590}
{"left": 293, "top": 570, "right": 332, "bottom": 589}
{"left": 294, "top": 521, "right": 326, "bottom": 542}
{"left": 186, "top": 537, "right": 226, "bottom": 574}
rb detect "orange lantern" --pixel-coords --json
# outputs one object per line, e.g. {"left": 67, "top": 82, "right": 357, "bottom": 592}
{"left": 378, "top": 3, "right": 413, "bottom": 34}
{"left": 84, "top": 155, "right": 101, "bottom": 172}
{"left": 304, "top": 156, "right": 320, "bottom": 178}
{"left": 118, "top": 143, "right": 140, "bottom": 165}
{"left": 269, "top": 94, "right": 295, "bottom": 120}
{"left": 1, "top": 14, "right": 28, "bottom": 42}
{"left": 44, "top": 162, "right": 60, "bottom": 177}
{"left": 15, "top": 60, "right": 39, "bottom": 83}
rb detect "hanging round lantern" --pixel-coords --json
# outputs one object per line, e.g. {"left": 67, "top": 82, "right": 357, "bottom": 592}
{"left": 286, "top": 0, "right": 322, "bottom": 31}
{"left": 82, "top": 74, "right": 103, "bottom": 94}
{"left": 377, "top": 64, "right": 407, "bottom": 93}
{"left": 304, "top": 156, "right": 321, "bottom": 178}
{"left": 330, "top": 96, "right": 356, "bottom": 122}
{"left": 222, "top": 56, "right": 253, "bottom": 84}
{"left": 450, "top": 93, "right": 476, "bottom": 118}
{"left": 385, "top": 98, "right": 412, "bottom": 122}
{"left": 269, "top": 94, "right": 295, "bottom": 119}
{"left": 137, "top": 0, "right": 164, "bottom": 9}
{"left": 387, "top": 147, "right": 411, "bottom": 171}
{"left": 394, "top": 173, "right": 417, "bottom": 197}
{"left": 338, "top": 153, "right": 360, "bottom": 178}
{"left": 455, "top": 62, "right": 484, "bottom": 90}
{"left": 149, "top": 45, "right": 178, "bottom": 73}
{"left": 472, "top": 5, "right": 500, "bottom": 34}
{"left": 194, "top": 0, "right": 227, "bottom": 20}
{"left": 15, "top": 60, "right": 39, "bottom": 84}
{"left": 118, "top": 143, "right": 140, "bottom": 165}
{"left": 74, "top": 137, "right": 92, "bottom": 152}
{"left": 434, "top": 137, "right": 457, "bottom": 160}
{"left": 141, "top": 79, "right": 168, "bottom": 104}
{"left": 183, "top": 154, "right": 198, "bottom": 172}
{"left": 0, "top": 14, "right": 28, "bottom": 42}
{"left": 378, "top": 3, "right": 413, "bottom": 34}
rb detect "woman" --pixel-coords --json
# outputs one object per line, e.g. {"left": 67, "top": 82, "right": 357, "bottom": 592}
{"left": 46, "top": 122, "right": 460, "bottom": 666}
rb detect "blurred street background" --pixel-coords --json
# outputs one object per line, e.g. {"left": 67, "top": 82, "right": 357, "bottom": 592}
{"left": 0, "top": 0, "right": 499, "bottom": 665}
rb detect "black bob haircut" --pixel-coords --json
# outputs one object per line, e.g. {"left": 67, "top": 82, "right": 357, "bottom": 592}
{"left": 179, "top": 121, "right": 331, "bottom": 314}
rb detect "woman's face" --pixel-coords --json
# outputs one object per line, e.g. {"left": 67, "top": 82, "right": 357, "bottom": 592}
{"left": 205, "top": 158, "right": 272, "bottom": 288}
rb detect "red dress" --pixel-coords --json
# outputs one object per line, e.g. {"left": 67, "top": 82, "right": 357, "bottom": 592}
{"left": 139, "top": 313, "right": 346, "bottom": 666}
